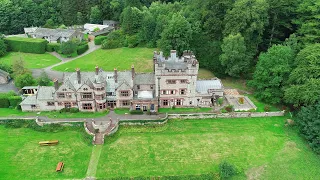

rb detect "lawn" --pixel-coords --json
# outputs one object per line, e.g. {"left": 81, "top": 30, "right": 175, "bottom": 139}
{"left": 114, "top": 108, "right": 130, "bottom": 115}
{"left": 0, "top": 108, "right": 108, "bottom": 119}
{"left": 0, "top": 52, "right": 61, "bottom": 69}
{"left": 198, "top": 68, "right": 215, "bottom": 79}
{"left": 52, "top": 48, "right": 155, "bottom": 72}
{"left": 97, "top": 117, "right": 320, "bottom": 179}
{"left": 246, "top": 94, "right": 280, "bottom": 112}
{"left": 0, "top": 124, "right": 92, "bottom": 179}
{"left": 221, "top": 77, "right": 251, "bottom": 92}
{"left": 159, "top": 107, "right": 212, "bottom": 114}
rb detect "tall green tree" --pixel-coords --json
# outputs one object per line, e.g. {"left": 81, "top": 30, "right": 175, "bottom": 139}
{"left": 12, "top": 57, "right": 29, "bottom": 78}
{"left": 223, "top": 0, "right": 269, "bottom": 58}
{"left": 15, "top": 73, "right": 35, "bottom": 89}
{"left": 219, "top": 33, "right": 249, "bottom": 77}
{"left": 249, "top": 45, "right": 294, "bottom": 104}
{"left": 296, "top": 102, "right": 320, "bottom": 154}
{"left": 61, "top": 0, "right": 77, "bottom": 25}
{"left": 158, "top": 13, "right": 192, "bottom": 56}
{"left": 37, "top": 71, "right": 51, "bottom": 86}
{"left": 90, "top": 5, "right": 102, "bottom": 24}
{"left": 295, "top": 0, "right": 320, "bottom": 45}
{"left": 285, "top": 44, "right": 320, "bottom": 106}
{"left": 121, "top": 7, "right": 143, "bottom": 35}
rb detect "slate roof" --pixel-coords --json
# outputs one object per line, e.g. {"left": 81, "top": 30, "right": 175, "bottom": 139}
{"left": 134, "top": 73, "right": 155, "bottom": 85}
{"left": 196, "top": 79, "right": 223, "bottom": 94}
{"left": 37, "top": 86, "right": 55, "bottom": 100}
{"left": 84, "top": 24, "right": 109, "bottom": 32}
{"left": 20, "top": 96, "right": 37, "bottom": 105}
{"left": 22, "top": 86, "right": 38, "bottom": 89}
{"left": 31, "top": 28, "right": 76, "bottom": 38}
{"left": 24, "top": 27, "right": 38, "bottom": 33}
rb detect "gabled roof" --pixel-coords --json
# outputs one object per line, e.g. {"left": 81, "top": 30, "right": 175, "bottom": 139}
{"left": 37, "top": 86, "right": 55, "bottom": 100}
{"left": 134, "top": 73, "right": 155, "bottom": 85}
{"left": 20, "top": 96, "right": 37, "bottom": 105}
{"left": 117, "top": 81, "right": 131, "bottom": 91}
{"left": 31, "top": 28, "right": 76, "bottom": 38}
{"left": 24, "top": 27, "right": 38, "bottom": 33}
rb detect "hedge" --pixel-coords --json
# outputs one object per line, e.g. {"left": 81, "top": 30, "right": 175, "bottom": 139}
{"left": 94, "top": 36, "right": 108, "bottom": 45}
{"left": 0, "top": 96, "right": 10, "bottom": 108}
{"left": 77, "top": 43, "right": 89, "bottom": 55}
{"left": 8, "top": 96, "right": 22, "bottom": 108}
{"left": 5, "top": 37, "right": 48, "bottom": 54}
{"left": 129, "top": 110, "right": 144, "bottom": 115}
{"left": 46, "top": 43, "right": 60, "bottom": 52}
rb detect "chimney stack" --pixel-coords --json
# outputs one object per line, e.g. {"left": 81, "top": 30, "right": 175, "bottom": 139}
{"left": 95, "top": 65, "right": 99, "bottom": 75}
{"left": 170, "top": 50, "right": 177, "bottom": 61}
{"left": 131, "top": 65, "right": 135, "bottom": 80}
{"left": 114, "top": 68, "right": 118, "bottom": 83}
{"left": 53, "top": 79, "right": 59, "bottom": 90}
{"left": 76, "top": 68, "right": 81, "bottom": 84}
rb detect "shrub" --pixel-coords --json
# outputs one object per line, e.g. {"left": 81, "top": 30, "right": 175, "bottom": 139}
{"left": 130, "top": 110, "right": 143, "bottom": 115}
{"left": 219, "top": 161, "right": 237, "bottom": 179}
{"left": 0, "top": 96, "right": 10, "bottom": 108}
{"left": 225, "top": 105, "right": 233, "bottom": 112}
{"left": 102, "top": 39, "right": 121, "bottom": 49}
{"left": 8, "top": 96, "right": 22, "bottom": 108}
{"left": 264, "top": 105, "right": 271, "bottom": 112}
{"left": 70, "top": 108, "right": 79, "bottom": 113}
{"left": 126, "top": 35, "right": 139, "bottom": 48}
{"left": 218, "top": 97, "right": 224, "bottom": 105}
{"left": 0, "top": 63, "right": 13, "bottom": 74}
{"left": 94, "top": 36, "right": 107, "bottom": 45}
{"left": 5, "top": 37, "right": 47, "bottom": 54}
{"left": 171, "top": 105, "right": 176, "bottom": 110}
{"left": 238, "top": 97, "right": 244, "bottom": 104}
{"left": 14, "top": 73, "right": 35, "bottom": 89}
{"left": 46, "top": 43, "right": 60, "bottom": 52}
{"left": 77, "top": 43, "right": 89, "bottom": 55}
{"left": 0, "top": 39, "right": 7, "bottom": 57}
{"left": 60, "top": 40, "right": 77, "bottom": 56}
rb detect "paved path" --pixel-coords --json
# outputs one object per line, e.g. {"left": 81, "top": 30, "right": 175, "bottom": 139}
{"left": 0, "top": 80, "right": 19, "bottom": 93}
{"left": 31, "top": 41, "right": 101, "bottom": 81}
{"left": 86, "top": 145, "right": 103, "bottom": 179}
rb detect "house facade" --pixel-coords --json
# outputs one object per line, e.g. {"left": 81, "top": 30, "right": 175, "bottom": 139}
{"left": 20, "top": 50, "right": 224, "bottom": 112}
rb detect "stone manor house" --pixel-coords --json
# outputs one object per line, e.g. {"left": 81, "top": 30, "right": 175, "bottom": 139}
{"left": 20, "top": 50, "right": 224, "bottom": 112}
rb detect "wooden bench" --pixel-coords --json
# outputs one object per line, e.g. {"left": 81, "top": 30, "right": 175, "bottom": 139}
{"left": 39, "top": 140, "right": 59, "bottom": 146}
{"left": 56, "top": 162, "right": 64, "bottom": 172}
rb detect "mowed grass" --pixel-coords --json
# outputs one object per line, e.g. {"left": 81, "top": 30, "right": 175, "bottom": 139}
{"left": 198, "top": 68, "right": 215, "bottom": 79}
{"left": 97, "top": 117, "right": 320, "bottom": 179}
{"left": 0, "top": 125, "right": 92, "bottom": 179}
{"left": 159, "top": 107, "right": 212, "bottom": 114}
{"left": 52, "top": 48, "right": 155, "bottom": 72}
{"left": 0, "top": 52, "right": 61, "bottom": 69}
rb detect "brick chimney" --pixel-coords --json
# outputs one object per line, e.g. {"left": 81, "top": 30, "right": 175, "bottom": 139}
{"left": 131, "top": 65, "right": 135, "bottom": 80}
{"left": 114, "top": 68, "right": 118, "bottom": 83}
{"left": 53, "top": 79, "right": 59, "bottom": 90}
{"left": 95, "top": 65, "right": 99, "bottom": 75}
{"left": 76, "top": 68, "right": 81, "bottom": 84}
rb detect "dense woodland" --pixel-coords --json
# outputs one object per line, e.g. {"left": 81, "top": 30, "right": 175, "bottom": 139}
{"left": 0, "top": 0, "right": 319, "bottom": 153}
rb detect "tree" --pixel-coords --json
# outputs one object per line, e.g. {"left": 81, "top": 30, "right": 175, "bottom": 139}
{"left": 296, "top": 102, "right": 320, "bottom": 154}
{"left": 15, "top": 73, "right": 35, "bottom": 89}
{"left": 219, "top": 33, "right": 249, "bottom": 77}
{"left": 43, "top": 19, "right": 56, "bottom": 29}
{"left": 90, "top": 5, "right": 102, "bottom": 24}
{"left": 223, "top": 0, "right": 269, "bottom": 58}
{"left": 12, "top": 57, "right": 29, "bottom": 78}
{"left": 76, "top": 12, "right": 84, "bottom": 25}
{"left": 0, "top": 39, "right": 6, "bottom": 57}
{"left": 249, "top": 45, "right": 294, "bottom": 104}
{"left": 158, "top": 13, "right": 192, "bottom": 56}
{"left": 285, "top": 44, "right": 320, "bottom": 106}
{"left": 121, "top": 7, "right": 143, "bottom": 35}
{"left": 60, "top": 41, "right": 77, "bottom": 56}
{"left": 37, "top": 71, "right": 51, "bottom": 86}
{"left": 295, "top": 0, "right": 320, "bottom": 45}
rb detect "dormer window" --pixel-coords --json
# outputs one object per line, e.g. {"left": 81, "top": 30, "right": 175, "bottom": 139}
{"left": 62, "top": 88, "right": 67, "bottom": 91}
{"left": 167, "top": 80, "right": 176, "bottom": 84}
{"left": 180, "top": 80, "right": 187, "bottom": 84}
{"left": 137, "top": 85, "right": 140, "bottom": 90}
{"left": 84, "top": 88, "right": 88, "bottom": 91}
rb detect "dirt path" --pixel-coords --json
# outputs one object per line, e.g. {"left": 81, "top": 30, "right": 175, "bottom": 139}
{"left": 86, "top": 145, "right": 103, "bottom": 179}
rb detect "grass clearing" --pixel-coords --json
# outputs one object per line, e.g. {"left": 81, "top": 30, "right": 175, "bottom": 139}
{"left": 0, "top": 124, "right": 92, "bottom": 179}
{"left": 221, "top": 77, "right": 251, "bottom": 92}
{"left": 0, "top": 52, "right": 61, "bottom": 69}
{"left": 198, "top": 68, "right": 215, "bottom": 79}
{"left": 159, "top": 107, "right": 212, "bottom": 114}
{"left": 52, "top": 48, "right": 155, "bottom": 72}
{"left": 97, "top": 117, "right": 320, "bottom": 179}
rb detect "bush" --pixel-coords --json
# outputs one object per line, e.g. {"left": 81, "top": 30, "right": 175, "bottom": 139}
{"left": 77, "top": 43, "right": 89, "bottom": 55}
{"left": 130, "top": 110, "right": 143, "bottom": 115}
{"left": 171, "top": 105, "right": 176, "bottom": 110}
{"left": 102, "top": 39, "right": 121, "bottom": 49}
{"left": 126, "top": 35, "right": 139, "bottom": 48}
{"left": 70, "top": 108, "right": 79, "bottom": 113}
{"left": 0, "top": 39, "right": 7, "bottom": 57}
{"left": 60, "top": 40, "right": 77, "bottom": 56}
{"left": 225, "top": 105, "right": 233, "bottom": 112}
{"left": 0, "top": 63, "right": 13, "bottom": 74}
{"left": 5, "top": 37, "right": 47, "bottom": 54}
{"left": 8, "top": 96, "right": 22, "bottom": 108}
{"left": 0, "top": 96, "right": 10, "bottom": 108}
{"left": 101, "top": 30, "right": 125, "bottom": 49}
{"left": 218, "top": 97, "right": 224, "bottom": 105}
{"left": 264, "top": 105, "right": 271, "bottom": 112}
{"left": 94, "top": 36, "right": 107, "bottom": 45}
{"left": 219, "top": 161, "right": 237, "bottom": 179}
{"left": 46, "top": 43, "right": 60, "bottom": 52}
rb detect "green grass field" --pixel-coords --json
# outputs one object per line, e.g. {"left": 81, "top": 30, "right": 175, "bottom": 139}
{"left": 52, "top": 48, "right": 155, "bottom": 72}
{"left": 0, "top": 52, "right": 61, "bottom": 69}
{"left": 114, "top": 108, "right": 130, "bottom": 115}
{"left": 97, "top": 117, "right": 320, "bottom": 179}
{"left": 159, "top": 107, "right": 212, "bottom": 114}
{"left": 0, "top": 124, "right": 92, "bottom": 179}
